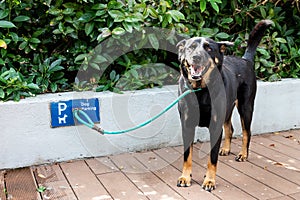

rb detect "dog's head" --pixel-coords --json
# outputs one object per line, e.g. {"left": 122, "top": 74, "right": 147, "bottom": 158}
{"left": 177, "top": 37, "right": 233, "bottom": 88}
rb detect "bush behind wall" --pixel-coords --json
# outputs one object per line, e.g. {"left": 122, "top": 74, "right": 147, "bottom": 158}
{"left": 0, "top": 0, "right": 299, "bottom": 101}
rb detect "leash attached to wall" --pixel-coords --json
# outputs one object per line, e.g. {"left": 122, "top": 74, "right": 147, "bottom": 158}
{"left": 73, "top": 88, "right": 201, "bottom": 135}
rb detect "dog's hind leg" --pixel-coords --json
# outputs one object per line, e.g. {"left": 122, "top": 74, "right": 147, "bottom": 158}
{"left": 219, "top": 114, "right": 234, "bottom": 156}
{"left": 236, "top": 95, "right": 255, "bottom": 162}
{"left": 220, "top": 99, "right": 237, "bottom": 156}
{"left": 236, "top": 115, "right": 252, "bottom": 161}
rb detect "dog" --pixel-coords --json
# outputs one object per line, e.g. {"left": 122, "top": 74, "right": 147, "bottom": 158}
{"left": 176, "top": 20, "right": 272, "bottom": 191}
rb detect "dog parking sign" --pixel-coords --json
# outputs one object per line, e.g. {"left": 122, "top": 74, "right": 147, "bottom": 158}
{"left": 50, "top": 98, "right": 100, "bottom": 128}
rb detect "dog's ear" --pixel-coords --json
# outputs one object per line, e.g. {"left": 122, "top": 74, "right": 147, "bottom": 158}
{"left": 217, "top": 41, "right": 234, "bottom": 53}
{"left": 176, "top": 39, "right": 186, "bottom": 51}
{"left": 176, "top": 39, "right": 186, "bottom": 61}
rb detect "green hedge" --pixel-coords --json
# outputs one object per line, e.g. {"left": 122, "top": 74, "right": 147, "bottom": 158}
{"left": 0, "top": 0, "right": 299, "bottom": 101}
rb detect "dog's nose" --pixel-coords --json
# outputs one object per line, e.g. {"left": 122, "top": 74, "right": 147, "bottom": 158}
{"left": 193, "top": 55, "right": 202, "bottom": 62}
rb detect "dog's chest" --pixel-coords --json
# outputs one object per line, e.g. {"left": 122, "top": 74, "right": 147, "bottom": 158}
{"left": 196, "top": 90, "right": 211, "bottom": 111}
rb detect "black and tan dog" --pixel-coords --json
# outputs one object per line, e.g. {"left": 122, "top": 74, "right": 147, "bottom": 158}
{"left": 176, "top": 20, "right": 272, "bottom": 191}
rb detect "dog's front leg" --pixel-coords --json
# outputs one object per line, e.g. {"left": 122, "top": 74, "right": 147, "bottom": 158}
{"left": 177, "top": 125, "right": 195, "bottom": 187}
{"left": 202, "top": 131, "right": 222, "bottom": 191}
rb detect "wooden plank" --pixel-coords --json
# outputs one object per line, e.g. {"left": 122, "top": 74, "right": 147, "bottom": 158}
{"left": 60, "top": 160, "right": 112, "bottom": 200}
{"left": 221, "top": 142, "right": 300, "bottom": 196}
{"left": 252, "top": 136, "right": 300, "bottom": 161}
{"left": 108, "top": 153, "right": 148, "bottom": 174}
{"left": 32, "top": 164, "right": 77, "bottom": 200}
{"left": 267, "top": 132, "right": 300, "bottom": 150}
{"left": 109, "top": 152, "right": 185, "bottom": 200}
{"left": 5, "top": 168, "right": 41, "bottom": 200}
{"left": 133, "top": 151, "right": 185, "bottom": 200}
{"left": 193, "top": 143, "right": 284, "bottom": 199}
{"left": 154, "top": 146, "right": 183, "bottom": 164}
{"left": 236, "top": 138, "right": 300, "bottom": 172}
{"left": 85, "top": 157, "right": 118, "bottom": 175}
{"left": 230, "top": 142, "right": 300, "bottom": 186}
{"left": 217, "top": 161, "right": 282, "bottom": 199}
{"left": 0, "top": 170, "right": 6, "bottom": 200}
{"left": 268, "top": 195, "right": 295, "bottom": 200}
{"left": 134, "top": 151, "right": 170, "bottom": 172}
{"left": 98, "top": 171, "right": 148, "bottom": 200}
{"left": 127, "top": 170, "right": 185, "bottom": 200}
{"left": 289, "top": 192, "right": 300, "bottom": 199}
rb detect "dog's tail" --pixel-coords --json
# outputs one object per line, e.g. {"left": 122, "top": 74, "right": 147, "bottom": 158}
{"left": 242, "top": 20, "right": 273, "bottom": 62}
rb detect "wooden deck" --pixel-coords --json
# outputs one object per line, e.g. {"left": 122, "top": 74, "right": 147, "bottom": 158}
{"left": 1, "top": 129, "right": 300, "bottom": 200}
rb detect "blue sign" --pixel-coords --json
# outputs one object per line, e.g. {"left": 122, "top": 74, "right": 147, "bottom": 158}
{"left": 50, "top": 98, "right": 100, "bottom": 128}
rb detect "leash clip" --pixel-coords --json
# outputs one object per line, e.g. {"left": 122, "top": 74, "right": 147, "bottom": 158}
{"left": 73, "top": 108, "right": 104, "bottom": 135}
{"left": 92, "top": 125, "right": 105, "bottom": 135}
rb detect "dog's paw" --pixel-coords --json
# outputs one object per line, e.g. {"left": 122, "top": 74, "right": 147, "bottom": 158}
{"left": 219, "top": 148, "right": 230, "bottom": 156}
{"left": 202, "top": 176, "right": 216, "bottom": 192}
{"left": 177, "top": 175, "right": 192, "bottom": 187}
{"left": 235, "top": 152, "right": 248, "bottom": 162}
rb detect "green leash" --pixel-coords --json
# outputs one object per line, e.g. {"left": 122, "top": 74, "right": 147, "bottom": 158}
{"left": 73, "top": 88, "right": 201, "bottom": 135}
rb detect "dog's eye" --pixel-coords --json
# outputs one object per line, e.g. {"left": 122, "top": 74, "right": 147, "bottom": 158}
{"left": 190, "top": 43, "right": 197, "bottom": 50}
{"left": 203, "top": 43, "right": 211, "bottom": 51}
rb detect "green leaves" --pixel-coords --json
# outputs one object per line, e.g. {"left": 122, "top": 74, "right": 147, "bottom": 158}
{"left": 108, "top": 10, "right": 125, "bottom": 22}
{"left": 0, "top": 68, "right": 39, "bottom": 101}
{"left": 148, "top": 34, "right": 159, "bottom": 50}
{"left": 215, "top": 32, "right": 229, "bottom": 39}
{"left": 200, "top": 0, "right": 206, "bottom": 13}
{"left": 0, "top": 0, "right": 299, "bottom": 101}
{"left": 85, "top": 22, "right": 94, "bottom": 36}
{"left": 0, "top": 20, "right": 16, "bottom": 28}
{"left": 13, "top": 15, "right": 30, "bottom": 22}
{"left": 200, "top": 0, "right": 222, "bottom": 13}
{"left": 0, "top": 10, "right": 9, "bottom": 19}
{"left": 112, "top": 27, "right": 126, "bottom": 36}
{"left": 167, "top": 10, "right": 185, "bottom": 22}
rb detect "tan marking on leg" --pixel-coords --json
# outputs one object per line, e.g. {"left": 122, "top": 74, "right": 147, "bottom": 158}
{"left": 177, "top": 144, "right": 193, "bottom": 187}
{"left": 236, "top": 119, "right": 249, "bottom": 162}
{"left": 219, "top": 118, "right": 233, "bottom": 156}
{"left": 202, "top": 158, "right": 217, "bottom": 191}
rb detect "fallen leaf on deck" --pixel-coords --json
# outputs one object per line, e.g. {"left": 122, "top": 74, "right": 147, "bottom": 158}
{"left": 273, "top": 162, "right": 283, "bottom": 166}
{"left": 38, "top": 173, "right": 46, "bottom": 179}
{"left": 148, "top": 156, "right": 156, "bottom": 161}
{"left": 37, "top": 185, "right": 47, "bottom": 193}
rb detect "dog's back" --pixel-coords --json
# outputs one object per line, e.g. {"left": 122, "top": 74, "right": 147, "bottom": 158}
{"left": 221, "top": 20, "right": 273, "bottom": 110}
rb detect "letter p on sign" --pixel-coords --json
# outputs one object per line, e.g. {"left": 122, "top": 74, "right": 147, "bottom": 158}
{"left": 58, "top": 102, "right": 67, "bottom": 115}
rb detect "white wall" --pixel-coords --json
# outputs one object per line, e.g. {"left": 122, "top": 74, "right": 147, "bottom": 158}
{"left": 0, "top": 79, "right": 299, "bottom": 169}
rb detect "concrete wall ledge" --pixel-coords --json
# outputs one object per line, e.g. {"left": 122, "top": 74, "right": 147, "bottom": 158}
{"left": 0, "top": 78, "right": 299, "bottom": 169}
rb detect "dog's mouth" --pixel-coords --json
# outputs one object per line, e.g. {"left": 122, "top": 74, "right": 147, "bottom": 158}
{"left": 185, "top": 61, "right": 210, "bottom": 82}
{"left": 189, "top": 64, "right": 204, "bottom": 81}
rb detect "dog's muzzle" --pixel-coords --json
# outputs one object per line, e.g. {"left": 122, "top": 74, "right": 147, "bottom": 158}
{"left": 186, "top": 60, "right": 211, "bottom": 82}
{"left": 190, "top": 65, "right": 204, "bottom": 81}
